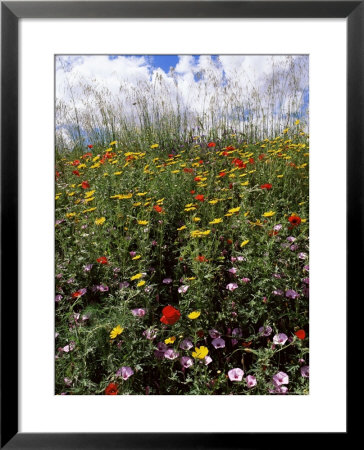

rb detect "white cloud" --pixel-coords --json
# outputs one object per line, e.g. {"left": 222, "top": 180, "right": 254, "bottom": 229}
{"left": 56, "top": 54, "right": 308, "bottom": 147}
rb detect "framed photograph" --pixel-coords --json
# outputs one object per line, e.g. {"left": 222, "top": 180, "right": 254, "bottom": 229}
{"left": 1, "top": 1, "right": 356, "bottom": 447}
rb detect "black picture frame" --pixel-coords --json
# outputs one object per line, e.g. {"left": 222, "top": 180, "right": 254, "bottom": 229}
{"left": 1, "top": 1, "right": 357, "bottom": 448}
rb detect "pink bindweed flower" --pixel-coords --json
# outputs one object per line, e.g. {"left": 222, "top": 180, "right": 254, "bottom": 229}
{"left": 178, "top": 285, "right": 189, "bottom": 294}
{"left": 286, "top": 289, "right": 299, "bottom": 299}
{"left": 209, "top": 329, "right": 221, "bottom": 339}
{"left": 163, "top": 278, "right": 172, "bottom": 284}
{"left": 164, "top": 349, "right": 179, "bottom": 360}
{"left": 132, "top": 308, "right": 146, "bottom": 317}
{"left": 237, "top": 256, "right": 246, "bottom": 262}
{"left": 300, "top": 365, "right": 309, "bottom": 378}
{"left": 273, "top": 224, "right": 282, "bottom": 231}
{"left": 119, "top": 281, "right": 130, "bottom": 289}
{"left": 287, "top": 236, "right": 296, "bottom": 242}
{"left": 180, "top": 339, "right": 193, "bottom": 350}
{"left": 180, "top": 356, "right": 193, "bottom": 368}
{"left": 246, "top": 375, "right": 257, "bottom": 388}
{"left": 228, "top": 368, "right": 244, "bottom": 381}
{"left": 212, "top": 338, "right": 225, "bottom": 349}
{"left": 83, "top": 264, "right": 93, "bottom": 272}
{"left": 299, "top": 252, "right": 308, "bottom": 260}
{"left": 116, "top": 366, "right": 134, "bottom": 380}
{"left": 273, "top": 371, "right": 289, "bottom": 386}
{"left": 259, "top": 326, "right": 272, "bottom": 336}
{"left": 143, "top": 328, "right": 157, "bottom": 340}
{"left": 241, "top": 277, "right": 250, "bottom": 283}
{"left": 229, "top": 267, "right": 238, "bottom": 274}
{"left": 55, "top": 294, "right": 63, "bottom": 303}
{"left": 273, "top": 333, "right": 288, "bottom": 345}
{"left": 273, "top": 289, "right": 284, "bottom": 296}
{"left": 204, "top": 356, "right": 213, "bottom": 365}
{"left": 226, "top": 283, "right": 238, "bottom": 291}
{"left": 64, "top": 377, "right": 72, "bottom": 387}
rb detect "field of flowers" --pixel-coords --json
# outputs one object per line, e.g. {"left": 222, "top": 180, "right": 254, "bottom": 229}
{"left": 55, "top": 125, "right": 309, "bottom": 395}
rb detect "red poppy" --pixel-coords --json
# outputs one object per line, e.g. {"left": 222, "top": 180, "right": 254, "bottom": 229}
{"left": 168, "top": 154, "right": 174, "bottom": 158}
{"left": 195, "top": 255, "right": 208, "bottom": 262}
{"left": 219, "top": 172, "right": 226, "bottom": 177}
{"left": 183, "top": 167, "right": 193, "bottom": 173}
{"left": 229, "top": 183, "right": 233, "bottom": 189}
{"left": 190, "top": 190, "right": 195, "bottom": 194}
{"left": 222, "top": 151, "right": 228, "bottom": 156}
{"left": 226, "top": 239, "right": 233, "bottom": 245}
{"left": 72, "top": 290, "right": 83, "bottom": 299}
{"left": 55, "top": 171, "right": 60, "bottom": 179}
{"left": 195, "top": 194, "right": 204, "bottom": 202}
{"left": 260, "top": 183, "right": 272, "bottom": 190}
{"left": 249, "top": 158, "right": 255, "bottom": 164}
{"left": 295, "top": 329, "right": 306, "bottom": 340}
{"left": 105, "top": 383, "right": 118, "bottom": 395}
{"left": 199, "top": 160, "right": 204, "bottom": 164}
{"left": 232, "top": 158, "right": 245, "bottom": 168}
{"left": 82, "top": 152, "right": 92, "bottom": 159}
{"left": 96, "top": 256, "right": 108, "bottom": 264}
{"left": 226, "top": 145, "right": 235, "bottom": 151}
{"left": 81, "top": 181, "right": 90, "bottom": 189}
{"left": 258, "top": 153, "right": 265, "bottom": 160}
{"left": 242, "top": 341, "right": 252, "bottom": 348}
{"left": 289, "top": 215, "right": 302, "bottom": 226}
{"left": 72, "top": 160, "right": 80, "bottom": 166}
{"left": 268, "top": 230, "right": 279, "bottom": 237}
{"left": 72, "top": 170, "right": 80, "bottom": 176}
{"left": 194, "top": 177, "right": 201, "bottom": 182}
{"left": 88, "top": 144, "right": 93, "bottom": 149}
{"left": 153, "top": 205, "right": 163, "bottom": 213}
{"left": 160, "top": 305, "right": 181, "bottom": 325}
{"left": 207, "top": 142, "right": 216, "bottom": 147}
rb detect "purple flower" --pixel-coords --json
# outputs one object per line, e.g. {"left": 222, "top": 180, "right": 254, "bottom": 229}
{"left": 180, "top": 356, "right": 193, "bottom": 368}
{"left": 302, "top": 277, "right": 309, "bottom": 285}
{"left": 304, "top": 264, "right": 309, "bottom": 271}
{"left": 178, "top": 285, "right": 189, "bottom": 294}
{"left": 163, "top": 278, "right": 172, "bottom": 284}
{"left": 259, "top": 326, "right": 272, "bottom": 337}
{"left": 286, "top": 289, "right": 299, "bottom": 299}
{"left": 132, "top": 308, "right": 146, "bottom": 317}
{"left": 212, "top": 338, "right": 225, "bottom": 349}
{"left": 273, "top": 224, "right": 282, "bottom": 231}
{"left": 272, "top": 273, "right": 282, "bottom": 279}
{"left": 270, "top": 385, "right": 288, "bottom": 394}
{"left": 237, "top": 256, "right": 246, "bottom": 262}
{"left": 179, "top": 339, "right": 193, "bottom": 350}
{"left": 290, "top": 244, "right": 298, "bottom": 251}
{"left": 241, "top": 277, "right": 251, "bottom": 283}
{"left": 98, "top": 284, "right": 109, "bottom": 292}
{"left": 55, "top": 294, "right": 63, "bottom": 303}
{"left": 287, "top": 236, "right": 296, "bottom": 243}
{"left": 226, "top": 283, "right": 238, "bottom": 291}
{"left": 204, "top": 356, "right": 213, "bottom": 365}
{"left": 83, "top": 264, "right": 93, "bottom": 272}
{"left": 273, "top": 371, "right": 289, "bottom": 386}
{"left": 64, "top": 377, "right": 72, "bottom": 387}
{"left": 116, "top": 366, "right": 134, "bottom": 380}
{"left": 209, "top": 329, "right": 221, "bottom": 339}
{"left": 231, "top": 257, "right": 237, "bottom": 262}
{"left": 62, "top": 341, "right": 75, "bottom": 353}
{"left": 82, "top": 313, "right": 90, "bottom": 322}
{"left": 143, "top": 328, "right": 157, "bottom": 340}
{"left": 129, "top": 251, "right": 137, "bottom": 257}
{"left": 229, "top": 267, "right": 238, "bottom": 274}
{"left": 164, "top": 349, "right": 179, "bottom": 360}
{"left": 119, "top": 281, "right": 130, "bottom": 289}
{"left": 273, "top": 333, "right": 288, "bottom": 345}
{"left": 228, "top": 368, "right": 244, "bottom": 381}
{"left": 273, "top": 289, "right": 284, "bottom": 296}
{"left": 298, "top": 252, "right": 308, "bottom": 260}
{"left": 67, "top": 278, "right": 75, "bottom": 284}
{"left": 300, "top": 365, "right": 309, "bottom": 378}
{"left": 232, "top": 328, "right": 242, "bottom": 338}
{"left": 246, "top": 375, "right": 257, "bottom": 388}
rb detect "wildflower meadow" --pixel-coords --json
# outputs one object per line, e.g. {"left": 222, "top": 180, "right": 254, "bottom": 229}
{"left": 55, "top": 55, "right": 309, "bottom": 395}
